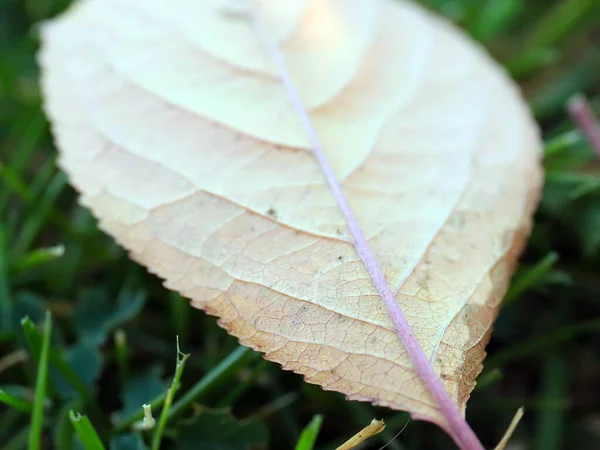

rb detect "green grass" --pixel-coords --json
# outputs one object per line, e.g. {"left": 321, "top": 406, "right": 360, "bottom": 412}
{"left": 150, "top": 340, "right": 189, "bottom": 450}
{"left": 29, "top": 311, "right": 51, "bottom": 450}
{"left": 69, "top": 411, "right": 106, "bottom": 450}
{"left": 295, "top": 415, "right": 323, "bottom": 450}
{"left": 0, "top": 389, "right": 33, "bottom": 413}
{"left": 1, "top": 0, "right": 600, "bottom": 449}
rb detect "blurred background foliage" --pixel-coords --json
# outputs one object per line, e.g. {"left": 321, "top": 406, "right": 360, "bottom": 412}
{"left": 0, "top": 0, "right": 600, "bottom": 449}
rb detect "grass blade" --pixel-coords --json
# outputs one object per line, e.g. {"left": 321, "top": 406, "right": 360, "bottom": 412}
{"left": 531, "top": 53, "right": 600, "bottom": 120}
{"left": 0, "top": 225, "right": 13, "bottom": 332}
{"left": 54, "top": 399, "right": 83, "bottom": 450}
{"left": 12, "top": 172, "right": 68, "bottom": 256}
{"left": 504, "top": 252, "right": 559, "bottom": 306}
{"left": 0, "top": 409, "right": 24, "bottom": 442}
{"left": 506, "top": 47, "right": 557, "bottom": 79}
{"left": 475, "top": 368, "right": 503, "bottom": 391}
{"left": 3, "top": 427, "right": 30, "bottom": 450}
{"left": 112, "top": 345, "right": 255, "bottom": 434}
{"left": 150, "top": 339, "right": 190, "bottom": 450}
{"left": 70, "top": 411, "right": 106, "bottom": 450}
{"left": 295, "top": 415, "right": 323, "bottom": 450}
{"left": 114, "top": 329, "right": 129, "bottom": 384}
{"left": 166, "top": 345, "right": 255, "bottom": 421}
{"left": 487, "top": 317, "right": 600, "bottom": 367}
{"left": 11, "top": 244, "right": 65, "bottom": 273}
{"left": 29, "top": 310, "right": 51, "bottom": 450}
{"left": 0, "top": 111, "right": 46, "bottom": 215}
{"left": 169, "top": 293, "right": 189, "bottom": 348}
{"left": 528, "top": 0, "right": 597, "bottom": 47}
{"left": 469, "top": 0, "right": 521, "bottom": 42}
{"left": 0, "top": 162, "right": 72, "bottom": 235}
{"left": 21, "top": 316, "right": 91, "bottom": 403}
{"left": 0, "top": 388, "right": 33, "bottom": 412}
{"left": 216, "top": 359, "right": 270, "bottom": 407}
{"left": 544, "top": 130, "right": 585, "bottom": 156}
{"left": 535, "top": 353, "right": 568, "bottom": 450}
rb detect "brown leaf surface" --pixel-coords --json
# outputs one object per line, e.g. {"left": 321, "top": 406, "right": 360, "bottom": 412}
{"left": 39, "top": 0, "right": 543, "bottom": 427}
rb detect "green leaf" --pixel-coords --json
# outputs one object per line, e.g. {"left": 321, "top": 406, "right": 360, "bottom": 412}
{"left": 178, "top": 407, "right": 269, "bottom": 450}
{"left": 118, "top": 366, "right": 170, "bottom": 421}
{"left": 53, "top": 341, "right": 103, "bottom": 399}
{"left": 70, "top": 411, "right": 106, "bottom": 450}
{"left": 74, "top": 287, "right": 145, "bottom": 346}
{"left": 295, "top": 415, "right": 323, "bottom": 450}
{"left": 110, "top": 434, "right": 147, "bottom": 450}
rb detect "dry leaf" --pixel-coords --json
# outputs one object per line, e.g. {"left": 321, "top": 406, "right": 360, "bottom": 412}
{"left": 39, "top": 0, "right": 543, "bottom": 429}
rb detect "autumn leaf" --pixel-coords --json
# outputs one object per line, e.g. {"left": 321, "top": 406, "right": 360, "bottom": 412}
{"left": 39, "top": 0, "right": 542, "bottom": 444}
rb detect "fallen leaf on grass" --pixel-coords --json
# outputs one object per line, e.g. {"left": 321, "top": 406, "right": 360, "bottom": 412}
{"left": 39, "top": 0, "right": 542, "bottom": 429}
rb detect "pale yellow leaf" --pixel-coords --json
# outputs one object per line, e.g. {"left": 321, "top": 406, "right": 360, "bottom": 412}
{"left": 39, "top": 0, "right": 543, "bottom": 429}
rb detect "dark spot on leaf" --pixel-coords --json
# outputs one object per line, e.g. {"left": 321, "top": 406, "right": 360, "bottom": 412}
{"left": 267, "top": 208, "right": 277, "bottom": 219}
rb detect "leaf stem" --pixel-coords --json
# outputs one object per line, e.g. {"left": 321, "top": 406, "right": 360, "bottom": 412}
{"left": 250, "top": 9, "right": 484, "bottom": 450}
{"left": 150, "top": 338, "right": 190, "bottom": 450}
{"left": 567, "top": 94, "right": 600, "bottom": 158}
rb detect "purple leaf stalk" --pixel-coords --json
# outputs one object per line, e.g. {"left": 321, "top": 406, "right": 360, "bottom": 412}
{"left": 568, "top": 94, "right": 600, "bottom": 158}
{"left": 250, "top": 8, "right": 485, "bottom": 450}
